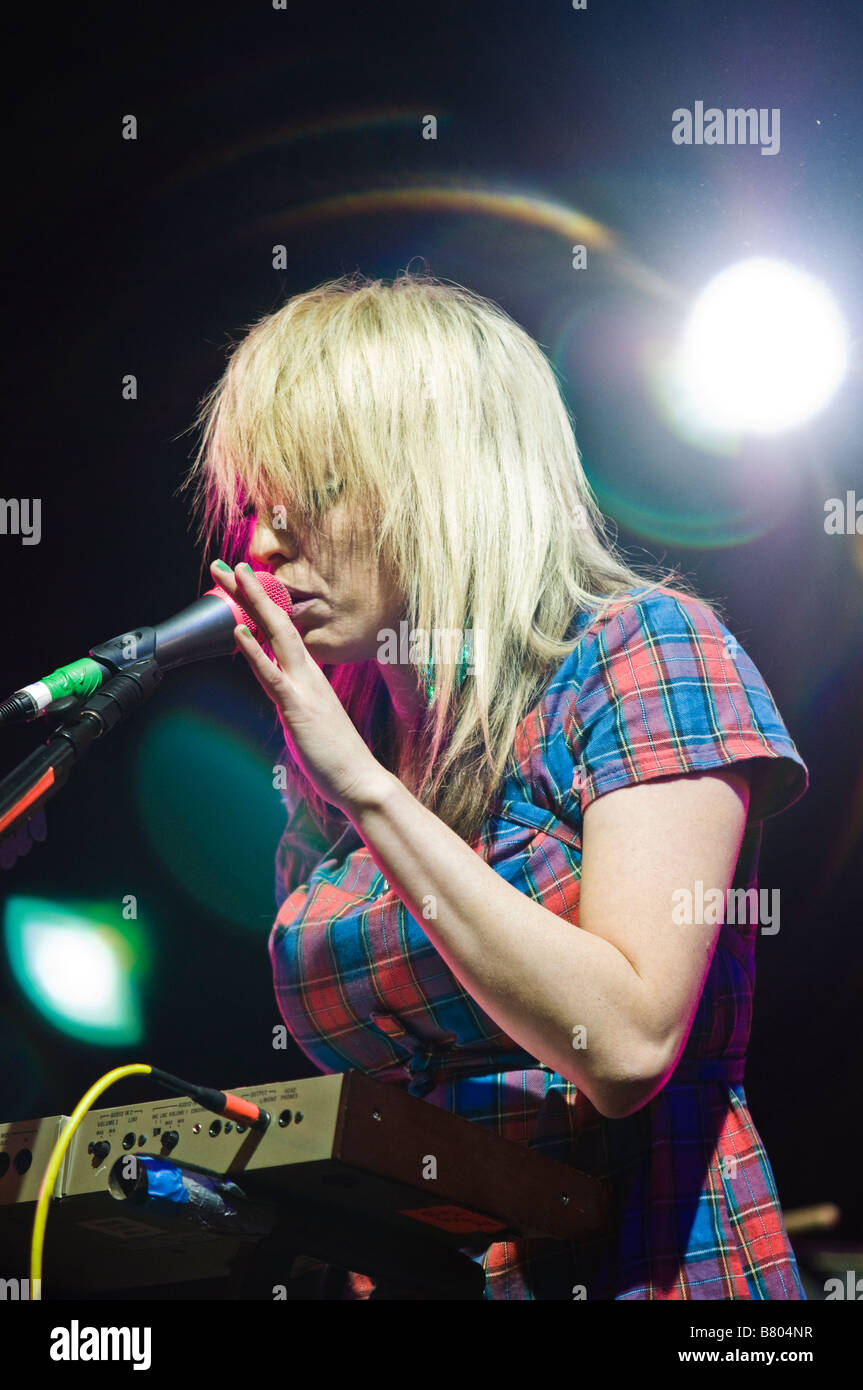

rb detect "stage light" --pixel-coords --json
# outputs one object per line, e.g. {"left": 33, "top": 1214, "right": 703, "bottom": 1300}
{"left": 4, "top": 897, "right": 145, "bottom": 1044}
{"left": 673, "top": 258, "right": 848, "bottom": 435}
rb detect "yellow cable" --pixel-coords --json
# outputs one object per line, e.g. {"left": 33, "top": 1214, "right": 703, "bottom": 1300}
{"left": 30, "top": 1062, "right": 153, "bottom": 1301}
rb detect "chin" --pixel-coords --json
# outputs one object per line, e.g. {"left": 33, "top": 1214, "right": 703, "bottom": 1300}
{"left": 300, "top": 630, "right": 351, "bottom": 664}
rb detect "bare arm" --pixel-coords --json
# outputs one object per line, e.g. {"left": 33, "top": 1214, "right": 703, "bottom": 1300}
{"left": 348, "top": 764, "right": 750, "bottom": 1119}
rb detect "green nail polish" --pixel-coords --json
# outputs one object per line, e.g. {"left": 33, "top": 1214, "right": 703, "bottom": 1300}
{"left": 213, "top": 559, "right": 231, "bottom": 571}
{"left": 238, "top": 624, "right": 252, "bottom": 637}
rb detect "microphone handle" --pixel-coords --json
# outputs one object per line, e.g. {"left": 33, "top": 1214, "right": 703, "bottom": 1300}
{"left": 88, "top": 593, "right": 241, "bottom": 674}
{"left": 1, "top": 582, "right": 277, "bottom": 727}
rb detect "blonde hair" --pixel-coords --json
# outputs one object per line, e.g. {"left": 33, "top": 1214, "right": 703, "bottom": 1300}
{"left": 183, "top": 269, "right": 711, "bottom": 842}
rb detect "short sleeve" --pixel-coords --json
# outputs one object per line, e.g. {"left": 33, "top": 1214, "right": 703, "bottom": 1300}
{"left": 565, "top": 588, "right": 808, "bottom": 825}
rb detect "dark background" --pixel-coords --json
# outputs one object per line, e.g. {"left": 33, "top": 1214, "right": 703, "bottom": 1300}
{"left": 1, "top": 0, "right": 861, "bottom": 1242}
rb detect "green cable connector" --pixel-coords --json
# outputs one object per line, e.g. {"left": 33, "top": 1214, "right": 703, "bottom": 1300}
{"left": 42, "top": 657, "right": 106, "bottom": 702}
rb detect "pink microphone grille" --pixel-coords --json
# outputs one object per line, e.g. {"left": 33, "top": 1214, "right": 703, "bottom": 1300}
{"left": 207, "top": 571, "right": 293, "bottom": 642}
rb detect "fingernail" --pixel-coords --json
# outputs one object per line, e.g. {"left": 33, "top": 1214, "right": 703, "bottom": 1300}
{"left": 239, "top": 562, "right": 255, "bottom": 575}
{"left": 212, "top": 559, "right": 231, "bottom": 572}
{"left": 238, "top": 624, "right": 252, "bottom": 638}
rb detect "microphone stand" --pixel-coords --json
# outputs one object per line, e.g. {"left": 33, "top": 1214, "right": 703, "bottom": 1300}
{"left": 0, "top": 659, "right": 162, "bottom": 845}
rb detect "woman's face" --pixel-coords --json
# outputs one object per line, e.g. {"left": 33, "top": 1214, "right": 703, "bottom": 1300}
{"left": 245, "top": 499, "right": 404, "bottom": 666}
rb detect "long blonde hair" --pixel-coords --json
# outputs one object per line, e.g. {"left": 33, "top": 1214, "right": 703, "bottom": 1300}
{"left": 183, "top": 269, "right": 710, "bottom": 842}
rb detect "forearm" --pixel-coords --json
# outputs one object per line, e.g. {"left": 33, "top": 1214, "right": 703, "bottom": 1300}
{"left": 346, "top": 769, "right": 669, "bottom": 1115}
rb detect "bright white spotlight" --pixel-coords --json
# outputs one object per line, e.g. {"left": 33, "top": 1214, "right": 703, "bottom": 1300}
{"left": 674, "top": 258, "right": 849, "bottom": 435}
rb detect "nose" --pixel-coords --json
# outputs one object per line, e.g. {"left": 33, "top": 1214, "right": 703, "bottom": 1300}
{"left": 247, "top": 513, "right": 300, "bottom": 569}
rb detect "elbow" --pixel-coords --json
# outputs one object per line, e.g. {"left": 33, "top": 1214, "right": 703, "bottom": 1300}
{"left": 585, "top": 1038, "right": 677, "bottom": 1120}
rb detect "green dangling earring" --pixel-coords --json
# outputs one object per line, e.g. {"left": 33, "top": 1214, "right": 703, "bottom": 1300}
{"left": 421, "top": 633, "right": 473, "bottom": 707}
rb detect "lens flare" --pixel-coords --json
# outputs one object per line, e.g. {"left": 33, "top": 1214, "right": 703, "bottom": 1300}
{"left": 134, "top": 707, "right": 286, "bottom": 931}
{"left": 672, "top": 258, "right": 849, "bottom": 435}
{"left": 4, "top": 898, "right": 146, "bottom": 1045}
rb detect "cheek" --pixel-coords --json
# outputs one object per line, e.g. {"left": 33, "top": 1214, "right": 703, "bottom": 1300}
{"left": 369, "top": 575, "right": 404, "bottom": 626}
{"left": 350, "top": 585, "right": 394, "bottom": 628}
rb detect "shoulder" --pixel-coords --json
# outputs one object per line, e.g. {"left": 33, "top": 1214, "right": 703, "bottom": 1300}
{"left": 547, "top": 583, "right": 732, "bottom": 711}
{"left": 576, "top": 582, "right": 728, "bottom": 660}
{"left": 548, "top": 585, "right": 808, "bottom": 824}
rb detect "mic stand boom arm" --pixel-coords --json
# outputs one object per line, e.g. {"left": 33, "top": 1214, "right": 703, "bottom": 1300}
{"left": 0, "top": 659, "right": 162, "bottom": 846}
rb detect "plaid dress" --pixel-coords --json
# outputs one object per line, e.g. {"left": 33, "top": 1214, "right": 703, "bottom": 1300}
{"left": 269, "top": 586, "right": 808, "bottom": 1299}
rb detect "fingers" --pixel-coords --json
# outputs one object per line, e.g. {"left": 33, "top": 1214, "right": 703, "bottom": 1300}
{"left": 234, "top": 622, "right": 289, "bottom": 700}
{"left": 234, "top": 563, "right": 302, "bottom": 673}
{"left": 210, "top": 558, "right": 240, "bottom": 598}
{"left": 209, "top": 559, "right": 302, "bottom": 676}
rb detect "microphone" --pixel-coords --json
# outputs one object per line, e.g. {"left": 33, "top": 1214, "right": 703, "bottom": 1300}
{"left": 0, "top": 573, "right": 292, "bottom": 725}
